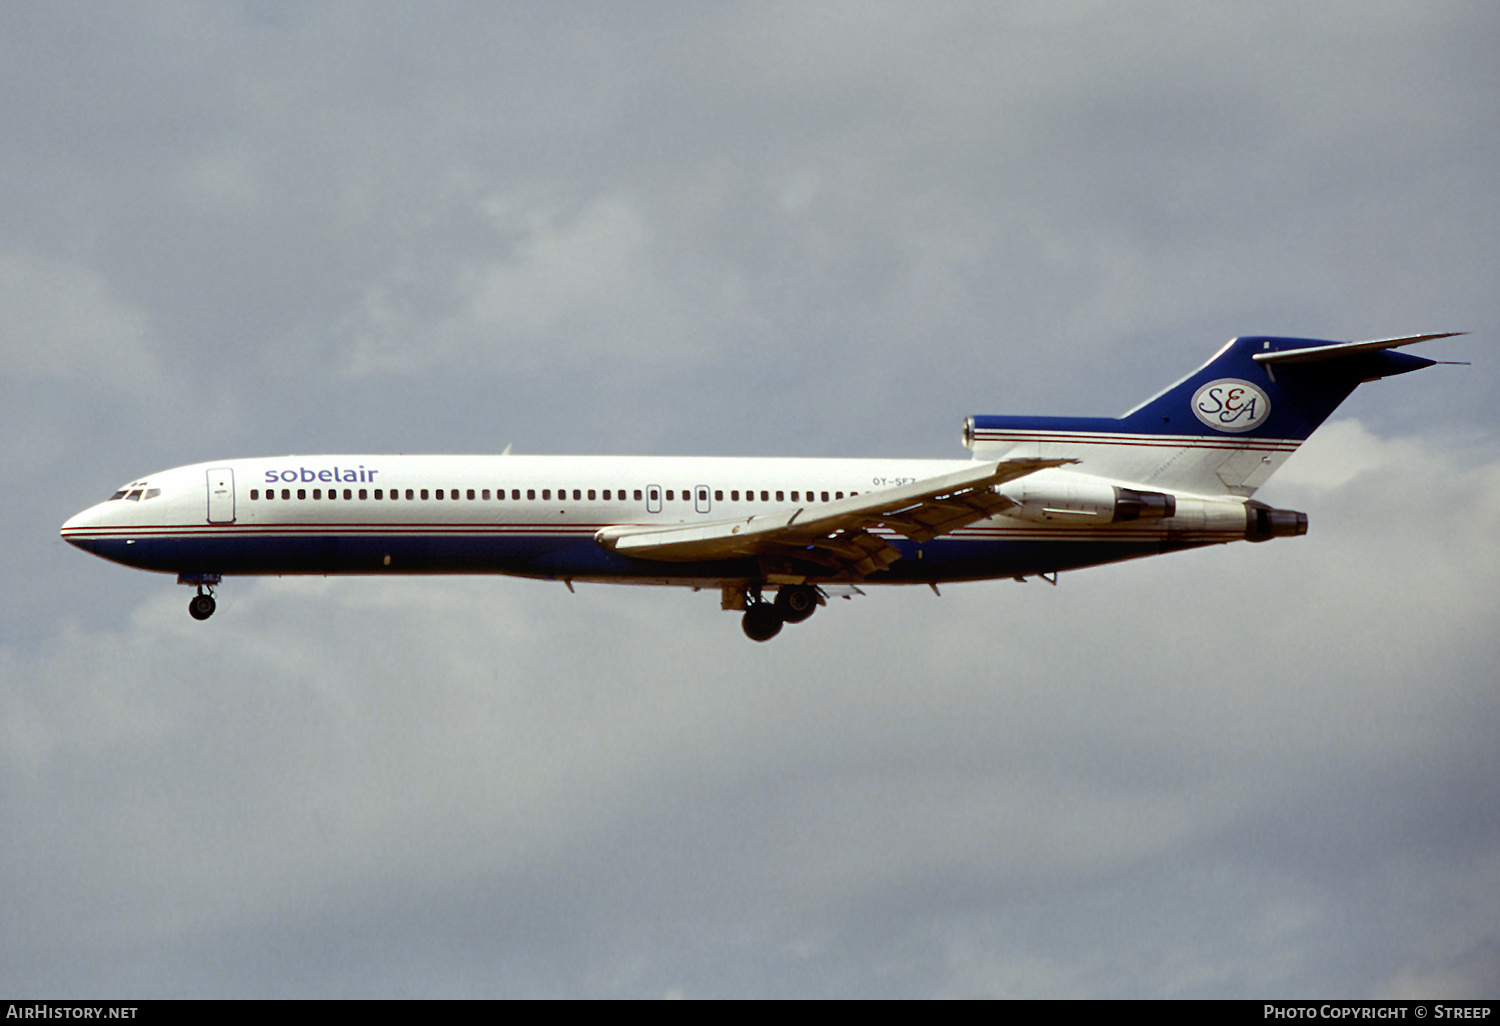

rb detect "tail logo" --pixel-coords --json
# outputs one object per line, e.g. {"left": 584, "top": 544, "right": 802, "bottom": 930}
{"left": 1192, "top": 379, "right": 1271, "bottom": 433}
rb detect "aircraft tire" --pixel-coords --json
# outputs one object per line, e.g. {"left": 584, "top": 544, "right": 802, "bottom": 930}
{"left": 775, "top": 585, "right": 818, "bottom": 624}
{"left": 189, "top": 594, "right": 216, "bottom": 621}
{"left": 742, "top": 603, "right": 783, "bottom": 642}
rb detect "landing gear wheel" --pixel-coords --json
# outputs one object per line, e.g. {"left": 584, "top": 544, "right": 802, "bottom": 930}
{"left": 742, "top": 602, "right": 783, "bottom": 642}
{"left": 189, "top": 593, "right": 217, "bottom": 621}
{"left": 774, "top": 585, "right": 819, "bottom": 624}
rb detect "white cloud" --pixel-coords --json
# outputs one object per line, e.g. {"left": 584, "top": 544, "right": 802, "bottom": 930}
{"left": 178, "top": 145, "right": 266, "bottom": 212}
{"left": 0, "top": 251, "right": 159, "bottom": 385}
{"left": 1274, "top": 418, "right": 1429, "bottom": 491}
{"left": 342, "top": 193, "right": 735, "bottom": 377}
{"left": 465, "top": 195, "right": 679, "bottom": 345}
{"left": 1376, "top": 935, "right": 1500, "bottom": 1000}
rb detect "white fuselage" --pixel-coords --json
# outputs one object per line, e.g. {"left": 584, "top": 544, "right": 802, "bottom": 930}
{"left": 60, "top": 453, "right": 1250, "bottom": 589}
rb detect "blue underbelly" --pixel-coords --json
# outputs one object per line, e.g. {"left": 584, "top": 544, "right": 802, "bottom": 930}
{"left": 82, "top": 531, "right": 1178, "bottom": 583}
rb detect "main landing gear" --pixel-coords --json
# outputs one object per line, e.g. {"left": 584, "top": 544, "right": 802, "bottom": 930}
{"left": 739, "top": 584, "right": 822, "bottom": 642}
{"left": 742, "top": 601, "right": 782, "bottom": 641}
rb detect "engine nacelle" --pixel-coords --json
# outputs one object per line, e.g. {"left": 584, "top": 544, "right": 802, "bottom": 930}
{"left": 999, "top": 478, "right": 1177, "bottom": 524}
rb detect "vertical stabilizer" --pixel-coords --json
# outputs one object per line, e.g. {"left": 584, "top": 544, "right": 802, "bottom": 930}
{"left": 964, "top": 334, "right": 1457, "bottom": 496}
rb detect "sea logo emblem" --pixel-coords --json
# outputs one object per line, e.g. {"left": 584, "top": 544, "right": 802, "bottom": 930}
{"left": 1191, "top": 379, "right": 1271, "bottom": 433}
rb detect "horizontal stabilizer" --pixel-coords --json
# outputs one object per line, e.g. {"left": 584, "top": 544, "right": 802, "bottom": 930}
{"left": 1253, "top": 333, "right": 1464, "bottom": 365}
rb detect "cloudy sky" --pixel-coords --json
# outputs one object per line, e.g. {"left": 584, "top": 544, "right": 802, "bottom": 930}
{"left": 4, "top": 0, "right": 1498, "bottom": 998}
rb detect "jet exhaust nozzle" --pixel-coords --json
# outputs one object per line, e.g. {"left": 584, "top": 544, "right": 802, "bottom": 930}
{"left": 1245, "top": 501, "right": 1308, "bottom": 542}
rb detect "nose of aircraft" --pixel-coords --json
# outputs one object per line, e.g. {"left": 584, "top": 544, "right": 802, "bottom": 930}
{"left": 61, "top": 505, "right": 103, "bottom": 553}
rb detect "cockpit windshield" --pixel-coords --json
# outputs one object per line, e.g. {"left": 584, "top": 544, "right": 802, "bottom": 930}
{"left": 108, "top": 482, "right": 160, "bottom": 501}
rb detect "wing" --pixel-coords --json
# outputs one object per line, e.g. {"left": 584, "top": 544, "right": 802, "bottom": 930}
{"left": 595, "top": 458, "right": 1073, "bottom": 579}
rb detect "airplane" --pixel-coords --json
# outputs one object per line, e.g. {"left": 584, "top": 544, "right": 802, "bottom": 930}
{"left": 61, "top": 332, "right": 1464, "bottom": 641}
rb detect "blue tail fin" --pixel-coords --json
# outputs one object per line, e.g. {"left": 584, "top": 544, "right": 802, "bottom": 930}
{"left": 965, "top": 334, "right": 1459, "bottom": 496}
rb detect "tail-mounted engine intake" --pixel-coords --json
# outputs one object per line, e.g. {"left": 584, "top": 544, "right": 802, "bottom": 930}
{"left": 999, "top": 479, "right": 1177, "bottom": 524}
{"left": 1245, "top": 500, "right": 1308, "bottom": 542}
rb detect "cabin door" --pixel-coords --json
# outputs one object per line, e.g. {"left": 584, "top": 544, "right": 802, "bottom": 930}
{"left": 207, "top": 468, "right": 236, "bottom": 523}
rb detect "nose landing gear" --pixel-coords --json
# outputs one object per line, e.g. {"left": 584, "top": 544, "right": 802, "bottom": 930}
{"left": 188, "top": 590, "right": 217, "bottom": 620}
{"left": 179, "top": 573, "right": 222, "bottom": 621}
